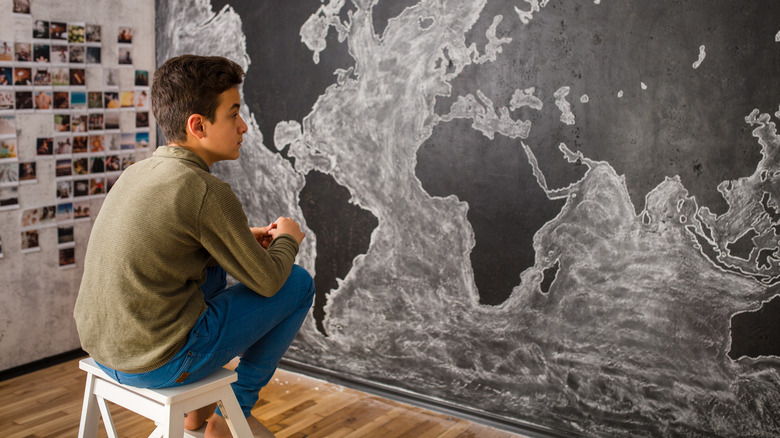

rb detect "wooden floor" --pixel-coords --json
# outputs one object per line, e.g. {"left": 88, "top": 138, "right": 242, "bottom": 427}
{"left": 0, "top": 357, "right": 524, "bottom": 437}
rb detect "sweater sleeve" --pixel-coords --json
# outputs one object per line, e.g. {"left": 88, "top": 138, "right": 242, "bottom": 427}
{"left": 198, "top": 179, "right": 299, "bottom": 297}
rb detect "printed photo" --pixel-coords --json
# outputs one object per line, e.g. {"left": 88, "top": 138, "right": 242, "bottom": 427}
{"left": 59, "top": 247, "right": 76, "bottom": 267}
{"left": 121, "top": 154, "right": 134, "bottom": 169}
{"left": 53, "top": 91, "right": 70, "bottom": 110}
{"left": 39, "top": 205, "right": 56, "bottom": 226}
{"left": 0, "top": 42, "right": 12, "bottom": 62}
{"left": 71, "top": 91, "right": 87, "bottom": 110}
{"left": 134, "top": 70, "right": 149, "bottom": 86}
{"left": 15, "top": 91, "right": 33, "bottom": 110}
{"left": 86, "top": 24, "right": 101, "bottom": 43}
{"left": 0, "top": 186, "right": 19, "bottom": 209}
{"left": 0, "top": 67, "right": 12, "bottom": 86}
{"left": 73, "top": 157, "right": 88, "bottom": 175}
{"left": 120, "top": 91, "right": 134, "bottom": 108}
{"left": 21, "top": 230, "right": 39, "bottom": 253}
{"left": 86, "top": 46, "right": 101, "bottom": 64}
{"left": 21, "top": 207, "right": 39, "bottom": 228}
{"left": 135, "top": 89, "right": 148, "bottom": 109}
{"left": 73, "top": 200, "right": 89, "bottom": 219}
{"left": 0, "top": 91, "right": 14, "bottom": 110}
{"left": 14, "top": 42, "right": 31, "bottom": 62}
{"left": 104, "top": 68, "right": 118, "bottom": 88}
{"left": 135, "top": 131, "right": 149, "bottom": 149}
{"left": 72, "top": 135, "right": 88, "bottom": 153}
{"left": 33, "top": 20, "right": 50, "bottom": 39}
{"left": 90, "top": 177, "right": 105, "bottom": 195}
{"left": 51, "top": 67, "right": 69, "bottom": 86}
{"left": 18, "top": 161, "right": 35, "bottom": 182}
{"left": 54, "top": 114, "right": 70, "bottom": 132}
{"left": 89, "top": 135, "right": 104, "bottom": 152}
{"left": 56, "top": 179, "right": 72, "bottom": 199}
{"left": 90, "top": 156, "right": 104, "bottom": 173}
{"left": 118, "top": 27, "right": 133, "bottom": 44}
{"left": 71, "top": 114, "right": 88, "bottom": 133}
{"left": 88, "top": 113, "right": 103, "bottom": 131}
{"left": 0, "top": 115, "right": 15, "bottom": 136}
{"left": 54, "top": 137, "right": 72, "bottom": 155}
{"left": 13, "top": 0, "right": 30, "bottom": 14}
{"left": 118, "top": 47, "right": 133, "bottom": 66}
{"left": 105, "top": 154, "right": 120, "bottom": 172}
{"left": 33, "top": 68, "right": 51, "bottom": 86}
{"left": 0, "top": 161, "right": 19, "bottom": 185}
{"left": 57, "top": 202, "right": 73, "bottom": 222}
{"left": 120, "top": 133, "right": 135, "bottom": 150}
{"left": 36, "top": 137, "right": 53, "bottom": 156}
{"left": 51, "top": 44, "right": 68, "bottom": 63}
{"left": 34, "top": 90, "right": 52, "bottom": 110}
{"left": 104, "top": 112, "right": 119, "bottom": 130}
{"left": 13, "top": 67, "right": 32, "bottom": 86}
{"left": 135, "top": 111, "right": 148, "bottom": 128}
{"left": 87, "top": 91, "right": 103, "bottom": 109}
{"left": 104, "top": 91, "right": 119, "bottom": 109}
{"left": 33, "top": 44, "right": 50, "bottom": 63}
{"left": 55, "top": 158, "right": 72, "bottom": 177}
{"left": 69, "top": 45, "right": 85, "bottom": 64}
{"left": 58, "top": 225, "right": 74, "bottom": 245}
{"left": 69, "top": 68, "right": 85, "bottom": 86}
{"left": 50, "top": 22, "right": 68, "bottom": 40}
{"left": 73, "top": 178, "right": 89, "bottom": 197}
{"left": 0, "top": 138, "right": 17, "bottom": 159}
{"left": 68, "top": 24, "right": 85, "bottom": 44}
{"left": 105, "top": 133, "right": 120, "bottom": 150}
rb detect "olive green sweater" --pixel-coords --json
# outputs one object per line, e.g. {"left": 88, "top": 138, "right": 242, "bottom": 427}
{"left": 74, "top": 146, "right": 299, "bottom": 373}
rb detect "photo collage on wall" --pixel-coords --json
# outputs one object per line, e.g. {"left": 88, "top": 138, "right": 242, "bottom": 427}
{"left": 4, "top": 1, "right": 150, "bottom": 267}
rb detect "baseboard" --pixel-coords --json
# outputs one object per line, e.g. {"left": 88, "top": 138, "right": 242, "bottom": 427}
{"left": 0, "top": 348, "right": 87, "bottom": 382}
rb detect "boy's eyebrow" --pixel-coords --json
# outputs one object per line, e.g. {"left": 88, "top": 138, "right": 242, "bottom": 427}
{"left": 230, "top": 103, "right": 240, "bottom": 111}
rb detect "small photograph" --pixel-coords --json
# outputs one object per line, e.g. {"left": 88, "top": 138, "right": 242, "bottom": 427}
{"left": 54, "top": 137, "right": 72, "bottom": 155}
{"left": 87, "top": 91, "right": 103, "bottom": 109}
{"left": 71, "top": 114, "right": 88, "bottom": 132}
{"left": 53, "top": 91, "right": 69, "bottom": 109}
{"left": 15, "top": 91, "right": 33, "bottom": 110}
{"left": 33, "top": 44, "right": 50, "bottom": 63}
{"left": 135, "top": 111, "right": 149, "bottom": 128}
{"left": 69, "top": 68, "right": 85, "bottom": 86}
{"left": 104, "top": 133, "right": 120, "bottom": 150}
{"left": 33, "top": 68, "right": 51, "bottom": 86}
{"left": 69, "top": 45, "right": 85, "bottom": 64}
{"left": 0, "top": 91, "right": 14, "bottom": 110}
{"left": 88, "top": 114, "right": 103, "bottom": 131}
{"left": 0, "top": 161, "right": 19, "bottom": 184}
{"left": 73, "top": 178, "right": 89, "bottom": 197}
{"left": 59, "top": 247, "right": 76, "bottom": 268}
{"left": 51, "top": 44, "right": 68, "bottom": 63}
{"left": 118, "top": 27, "right": 133, "bottom": 44}
{"left": 118, "top": 47, "right": 133, "bottom": 66}
{"left": 106, "top": 173, "right": 119, "bottom": 193}
{"left": 36, "top": 137, "right": 53, "bottom": 156}
{"left": 121, "top": 154, "right": 134, "bottom": 169}
{"left": 0, "top": 138, "right": 17, "bottom": 159}
{"left": 134, "top": 70, "right": 149, "bottom": 86}
{"left": 0, "top": 41, "right": 12, "bottom": 61}
{"left": 105, "top": 154, "right": 120, "bottom": 172}
{"left": 21, "top": 207, "right": 39, "bottom": 227}
{"left": 18, "top": 161, "right": 35, "bottom": 182}
{"left": 85, "top": 24, "right": 101, "bottom": 43}
{"left": 0, "top": 115, "right": 14, "bottom": 136}
{"left": 58, "top": 225, "right": 74, "bottom": 245}
{"left": 72, "top": 135, "right": 88, "bottom": 153}
{"left": 0, "top": 67, "right": 11, "bottom": 86}
{"left": 51, "top": 67, "right": 69, "bottom": 86}
{"left": 90, "top": 177, "right": 105, "bottom": 195}
{"left": 33, "top": 20, "right": 50, "bottom": 39}
{"left": 0, "top": 186, "right": 19, "bottom": 209}
{"left": 89, "top": 156, "right": 104, "bottom": 173}
{"left": 120, "top": 132, "right": 135, "bottom": 150}
{"left": 88, "top": 134, "right": 104, "bottom": 152}
{"left": 34, "top": 90, "right": 52, "bottom": 110}
{"left": 21, "top": 230, "right": 40, "bottom": 253}
{"left": 104, "top": 68, "right": 118, "bottom": 88}
{"left": 51, "top": 22, "right": 68, "bottom": 40}
{"left": 135, "top": 131, "right": 149, "bottom": 149}
{"left": 104, "top": 91, "right": 119, "bottom": 109}
{"left": 104, "top": 112, "right": 119, "bottom": 130}
{"left": 86, "top": 46, "right": 101, "bottom": 64}
{"left": 68, "top": 24, "right": 85, "bottom": 44}
{"left": 55, "top": 158, "right": 71, "bottom": 177}
{"left": 14, "top": 42, "right": 31, "bottom": 62}
{"left": 120, "top": 91, "right": 134, "bottom": 108}
{"left": 54, "top": 113, "right": 71, "bottom": 133}
{"left": 70, "top": 91, "right": 87, "bottom": 110}
{"left": 57, "top": 202, "right": 73, "bottom": 221}
{"left": 13, "top": 67, "right": 33, "bottom": 86}
{"left": 135, "top": 89, "right": 148, "bottom": 109}
{"left": 39, "top": 205, "right": 57, "bottom": 226}
{"left": 13, "top": 0, "right": 31, "bottom": 14}
{"left": 56, "top": 179, "right": 72, "bottom": 199}
{"left": 73, "top": 200, "right": 89, "bottom": 219}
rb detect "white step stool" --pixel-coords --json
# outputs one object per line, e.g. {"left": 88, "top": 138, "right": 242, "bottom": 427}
{"left": 78, "top": 357, "right": 253, "bottom": 438}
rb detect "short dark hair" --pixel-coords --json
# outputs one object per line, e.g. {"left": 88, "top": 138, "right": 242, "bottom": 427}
{"left": 151, "top": 55, "right": 245, "bottom": 144}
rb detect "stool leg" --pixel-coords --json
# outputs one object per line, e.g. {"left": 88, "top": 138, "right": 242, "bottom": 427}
{"left": 96, "top": 395, "right": 118, "bottom": 438}
{"left": 215, "top": 387, "right": 253, "bottom": 438}
{"left": 162, "top": 404, "right": 186, "bottom": 438}
{"left": 78, "top": 373, "right": 100, "bottom": 438}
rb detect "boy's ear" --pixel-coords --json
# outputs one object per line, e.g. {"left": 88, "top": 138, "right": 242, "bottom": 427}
{"left": 186, "top": 114, "right": 206, "bottom": 140}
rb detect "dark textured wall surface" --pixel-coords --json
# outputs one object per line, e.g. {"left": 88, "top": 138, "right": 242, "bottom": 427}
{"left": 157, "top": 1, "right": 780, "bottom": 436}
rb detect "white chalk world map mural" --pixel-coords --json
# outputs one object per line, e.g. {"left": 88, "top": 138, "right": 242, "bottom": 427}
{"left": 156, "top": 0, "right": 780, "bottom": 436}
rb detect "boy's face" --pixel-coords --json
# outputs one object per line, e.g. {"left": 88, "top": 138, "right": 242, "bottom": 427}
{"left": 201, "top": 86, "right": 247, "bottom": 165}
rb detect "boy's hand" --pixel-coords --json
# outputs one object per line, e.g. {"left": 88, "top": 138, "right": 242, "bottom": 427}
{"left": 269, "top": 217, "right": 305, "bottom": 244}
{"left": 250, "top": 224, "right": 275, "bottom": 249}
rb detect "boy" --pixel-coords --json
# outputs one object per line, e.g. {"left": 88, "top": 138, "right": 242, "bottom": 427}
{"left": 74, "top": 55, "right": 314, "bottom": 437}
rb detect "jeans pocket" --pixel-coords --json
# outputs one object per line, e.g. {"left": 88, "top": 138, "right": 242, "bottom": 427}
{"left": 153, "top": 350, "right": 195, "bottom": 388}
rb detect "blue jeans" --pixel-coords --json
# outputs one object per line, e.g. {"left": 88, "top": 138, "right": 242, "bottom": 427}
{"left": 96, "top": 264, "right": 315, "bottom": 417}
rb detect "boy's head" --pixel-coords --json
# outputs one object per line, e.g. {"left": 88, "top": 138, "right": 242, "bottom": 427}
{"left": 152, "top": 55, "right": 245, "bottom": 144}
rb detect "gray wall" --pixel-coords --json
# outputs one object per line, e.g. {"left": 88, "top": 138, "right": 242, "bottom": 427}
{"left": 0, "top": 0, "right": 155, "bottom": 371}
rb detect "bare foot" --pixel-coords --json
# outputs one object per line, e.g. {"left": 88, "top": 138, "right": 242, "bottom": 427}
{"left": 205, "top": 413, "right": 275, "bottom": 438}
{"left": 184, "top": 403, "right": 216, "bottom": 431}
